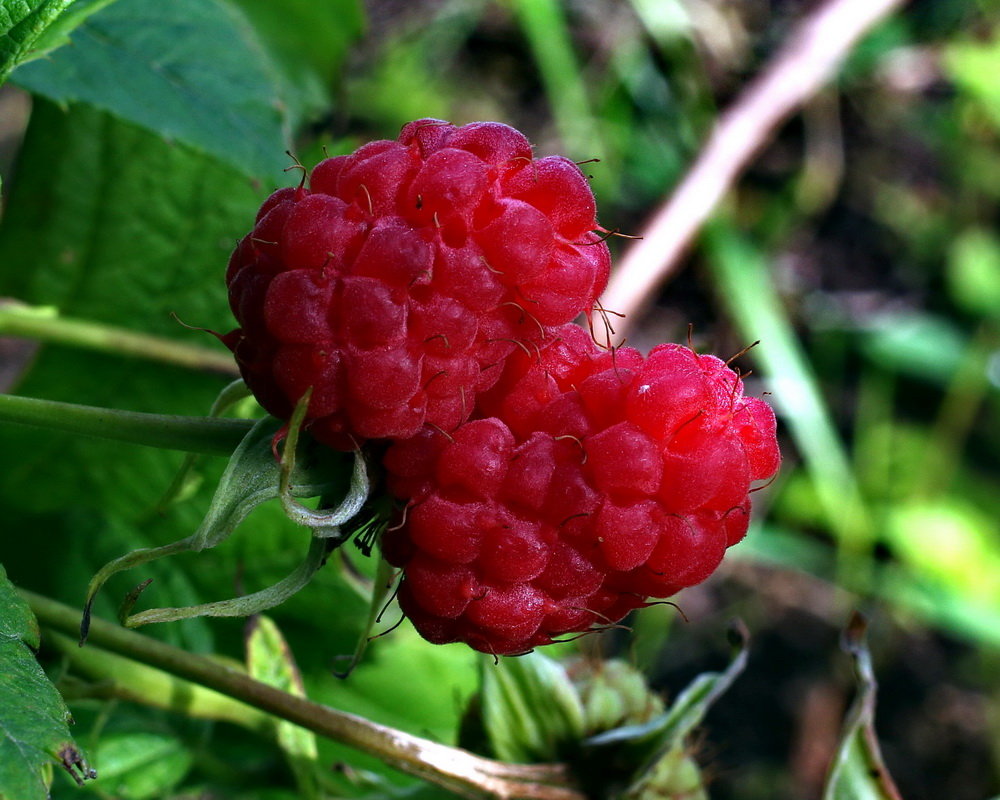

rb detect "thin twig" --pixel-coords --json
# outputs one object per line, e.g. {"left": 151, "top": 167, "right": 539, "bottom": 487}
{"left": 596, "top": 0, "right": 908, "bottom": 342}
{"left": 0, "top": 394, "right": 253, "bottom": 455}
{"left": 24, "top": 590, "right": 583, "bottom": 800}
{"left": 0, "top": 302, "right": 239, "bottom": 376}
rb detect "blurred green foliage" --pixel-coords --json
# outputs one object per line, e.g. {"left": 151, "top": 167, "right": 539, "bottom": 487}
{"left": 1, "top": 0, "right": 1000, "bottom": 798}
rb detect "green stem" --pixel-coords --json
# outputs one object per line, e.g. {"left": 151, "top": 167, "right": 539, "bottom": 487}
{"left": 24, "top": 591, "right": 583, "bottom": 800}
{"left": 0, "top": 393, "right": 253, "bottom": 455}
{"left": 917, "top": 322, "right": 998, "bottom": 498}
{"left": 703, "top": 222, "right": 875, "bottom": 591}
{"left": 0, "top": 303, "right": 239, "bottom": 375}
{"left": 508, "top": 0, "right": 606, "bottom": 178}
{"left": 45, "top": 630, "right": 273, "bottom": 734}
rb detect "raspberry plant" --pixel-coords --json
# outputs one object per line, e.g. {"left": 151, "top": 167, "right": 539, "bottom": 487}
{"left": 220, "top": 119, "right": 779, "bottom": 658}
{"left": 0, "top": 1, "right": 966, "bottom": 799}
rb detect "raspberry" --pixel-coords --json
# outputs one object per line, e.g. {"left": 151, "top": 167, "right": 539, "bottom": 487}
{"left": 382, "top": 326, "right": 780, "bottom": 655}
{"left": 224, "top": 120, "right": 611, "bottom": 449}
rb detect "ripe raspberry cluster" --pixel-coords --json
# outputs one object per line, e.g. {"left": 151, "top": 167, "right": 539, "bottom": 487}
{"left": 381, "top": 325, "right": 779, "bottom": 655}
{"left": 224, "top": 119, "right": 610, "bottom": 449}
{"left": 225, "top": 119, "right": 779, "bottom": 655}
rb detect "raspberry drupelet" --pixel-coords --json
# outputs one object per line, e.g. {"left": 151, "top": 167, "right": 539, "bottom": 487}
{"left": 381, "top": 325, "right": 780, "bottom": 655}
{"left": 224, "top": 119, "right": 611, "bottom": 449}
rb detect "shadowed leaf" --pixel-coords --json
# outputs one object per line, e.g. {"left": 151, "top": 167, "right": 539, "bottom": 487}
{"left": 823, "top": 613, "right": 905, "bottom": 800}
{"left": 246, "top": 615, "right": 322, "bottom": 799}
{"left": 11, "top": 0, "right": 290, "bottom": 179}
{"left": 0, "top": 564, "right": 94, "bottom": 798}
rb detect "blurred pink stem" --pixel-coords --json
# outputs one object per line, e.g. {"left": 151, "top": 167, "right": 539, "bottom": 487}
{"left": 597, "top": 0, "right": 908, "bottom": 342}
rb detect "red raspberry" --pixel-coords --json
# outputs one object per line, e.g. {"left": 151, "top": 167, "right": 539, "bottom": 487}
{"left": 224, "top": 120, "right": 611, "bottom": 449}
{"left": 381, "top": 325, "right": 780, "bottom": 655}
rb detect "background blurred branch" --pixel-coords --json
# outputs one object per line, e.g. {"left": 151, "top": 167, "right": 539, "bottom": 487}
{"left": 597, "top": 0, "right": 908, "bottom": 340}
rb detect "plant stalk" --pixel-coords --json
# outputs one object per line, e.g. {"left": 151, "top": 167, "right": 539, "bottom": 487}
{"left": 0, "top": 393, "right": 253, "bottom": 455}
{"left": 24, "top": 590, "right": 583, "bottom": 800}
{"left": 0, "top": 303, "right": 240, "bottom": 375}
{"left": 45, "top": 630, "right": 274, "bottom": 734}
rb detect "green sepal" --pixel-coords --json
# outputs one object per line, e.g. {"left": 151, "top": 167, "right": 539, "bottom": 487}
{"left": 566, "top": 658, "right": 665, "bottom": 735}
{"left": 580, "top": 621, "right": 749, "bottom": 798}
{"left": 480, "top": 650, "right": 586, "bottom": 763}
{"left": 80, "top": 408, "right": 364, "bottom": 640}
{"left": 278, "top": 389, "right": 369, "bottom": 536}
{"left": 626, "top": 749, "right": 707, "bottom": 800}
{"left": 822, "top": 613, "right": 904, "bottom": 800}
{"left": 333, "top": 552, "right": 396, "bottom": 679}
{"left": 155, "top": 378, "right": 252, "bottom": 513}
{"left": 118, "top": 535, "right": 336, "bottom": 628}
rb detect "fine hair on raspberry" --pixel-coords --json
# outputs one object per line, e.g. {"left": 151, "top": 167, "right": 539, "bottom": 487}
{"left": 224, "top": 119, "right": 612, "bottom": 449}
{"left": 381, "top": 325, "right": 780, "bottom": 655}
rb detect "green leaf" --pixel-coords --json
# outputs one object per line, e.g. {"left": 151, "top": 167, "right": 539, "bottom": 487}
{"left": 947, "top": 228, "right": 1000, "bottom": 319}
{"left": 703, "top": 222, "right": 874, "bottom": 578}
{"left": 886, "top": 500, "right": 1000, "bottom": 609}
{"left": 0, "top": 564, "right": 94, "bottom": 798}
{"left": 225, "top": 0, "right": 364, "bottom": 125}
{"left": 10, "top": 0, "right": 118, "bottom": 68}
{"left": 0, "top": 565, "right": 37, "bottom": 649}
{"left": 0, "top": 0, "right": 82, "bottom": 84}
{"left": 480, "top": 651, "right": 585, "bottom": 763}
{"left": 82, "top": 731, "right": 191, "bottom": 799}
{"left": 508, "top": 0, "right": 606, "bottom": 175}
{"left": 0, "top": 98, "right": 264, "bottom": 520}
{"left": 310, "top": 627, "right": 478, "bottom": 780}
{"left": 822, "top": 614, "right": 905, "bottom": 800}
{"left": 0, "top": 99, "right": 266, "bottom": 655}
{"left": 859, "top": 312, "right": 967, "bottom": 384}
{"left": 246, "top": 615, "right": 321, "bottom": 799}
{"left": 11, "top": 0, "right": 291, "bottom": 179}
{"left": 880, "top": 499, "right": 1000, "bottom": 644}
{"left": 944, "top": 27, "right": 1000, "bottom": 132}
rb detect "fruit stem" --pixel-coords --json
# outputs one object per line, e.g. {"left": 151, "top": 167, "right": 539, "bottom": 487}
{"left": 0, "top": 394, "right": 253, "bottom": 455}
{"left": 0, "top": 302, "right": 240, "bottom": 375}
{"left": 23, "top": 590, "right": 584, "bottom": 800}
